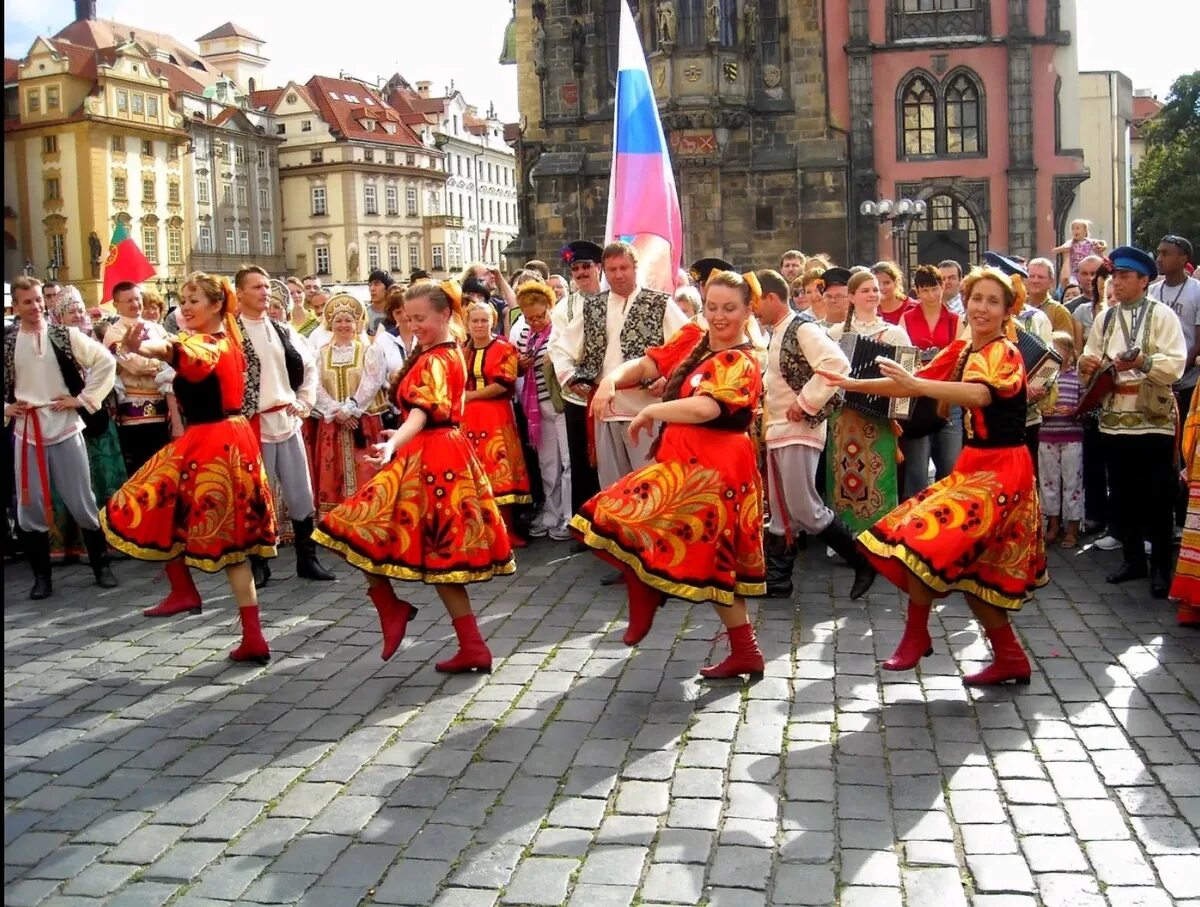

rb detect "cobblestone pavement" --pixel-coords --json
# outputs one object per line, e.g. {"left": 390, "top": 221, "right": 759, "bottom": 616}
{"left": 4, "top": 537, "right": 1200, "bottom": 907}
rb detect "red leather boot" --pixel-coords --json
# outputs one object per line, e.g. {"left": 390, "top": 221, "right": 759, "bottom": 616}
{"left": 368, "top": 584, "right": 418, "bottom": 661}
{"left": 881, "top": 602, "right": 933, "bottom": 671}
{"left": 1178, "top": 603, "right": 1200, "bottom": 627}
{"left": 144, "top": 559, "right": 203, "bottom": 617}
{"left": 700, "top": 622, "right": 765, "bottom": 680}
{"left": 963, "top": 623, "right": 1032, "bottom": 686}
{"left": 623, "top": 574, "right": 666, "bottom": 646}
{"left": 502, "top": 507, "right": 527, "bottom": 549}
{"left": 229, "top": 605, "right": 271, "bottom": 665}
{"left": 435, "top": 613, "right": 493, "bottom": 674}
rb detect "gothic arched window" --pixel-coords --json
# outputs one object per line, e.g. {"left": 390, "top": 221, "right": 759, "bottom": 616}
{"left": 944, "top": 72, "right": 982, "bottom": 154}
{"left": 901, "top": 76, "right": 937, "bottom": 156}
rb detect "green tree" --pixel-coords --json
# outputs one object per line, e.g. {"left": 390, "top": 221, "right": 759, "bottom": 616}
{"left": 1132, "top": 71, "right": 1200, "bottom": 252}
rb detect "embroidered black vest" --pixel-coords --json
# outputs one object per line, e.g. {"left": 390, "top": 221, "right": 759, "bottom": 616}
{"left": 775, "top": 314, "right": 841, "bottom": 427}
{"left": 238, "top": 317, "right": 306, "bottom": 419}
{"left": 574, "top": 288, "right": 671, "bottom": 386}
{"left": 4, "top": 325, "right": 110, "bottom": 438}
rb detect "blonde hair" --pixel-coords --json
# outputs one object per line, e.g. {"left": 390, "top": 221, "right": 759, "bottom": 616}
{"left": 517, "top": 283, "right": 554, "bottom": 311}
{"left": 466, "top": 300, "right": 497, "bottom": 326}
{"left": 1050, "top": 330, "right": 1076, "bottom": 363}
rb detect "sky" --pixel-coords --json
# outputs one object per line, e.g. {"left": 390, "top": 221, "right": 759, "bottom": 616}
{"left": 2, "top": 0, "right": 1193, "bottom": 119}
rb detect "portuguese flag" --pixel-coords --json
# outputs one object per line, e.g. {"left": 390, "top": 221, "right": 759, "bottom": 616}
{"left": 101, "top": 220, "right": 157, "bottom": 304}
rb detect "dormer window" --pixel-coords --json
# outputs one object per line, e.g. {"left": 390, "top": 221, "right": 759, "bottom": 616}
{"left": 383, "top": 123, "right": 396, "bottom": 134}
{"left": 329, "top": 92, "right": 340, "bottom": 100}
{"left": 362, "top": 119, "right": 375, "bottom": 131}
{"left": 345, "top": 93, "right": 359, "bottom": 103}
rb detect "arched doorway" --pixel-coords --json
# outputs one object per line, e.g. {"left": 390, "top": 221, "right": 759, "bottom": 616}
{"left": 904, "top": 192, "right": 982, "bottom": 274}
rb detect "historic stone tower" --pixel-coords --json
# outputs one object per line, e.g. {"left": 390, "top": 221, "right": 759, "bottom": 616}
{"left": 504, "top": 0, "right": 849, "bottom": 270}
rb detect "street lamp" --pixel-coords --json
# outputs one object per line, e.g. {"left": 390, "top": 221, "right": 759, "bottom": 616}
{"left": 22, "top": 259, "right": 34, "bottom": 277}
{"left": 47, "top": 263, "right": 59, "bottom": 283}
{"left": 860, "top": 197, "right": 927, "bottom": 263}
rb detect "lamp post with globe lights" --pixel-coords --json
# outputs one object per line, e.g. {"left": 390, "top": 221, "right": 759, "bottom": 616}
{"left": 860, "top": 197, "right": 927, "bottom": 266}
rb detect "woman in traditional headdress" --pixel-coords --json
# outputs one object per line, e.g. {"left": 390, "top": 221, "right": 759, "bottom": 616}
{"left": 461, "top": 300, "right": 533, "bottom": 547}
{"left": 1171, "top": 387, "right": 1200, "bottom": 626}
{"left": 571, "top": 271, "right": 768, "bottom": 680}
{"left": 309, "top": 293, "right": 390, "bottom": 513}
{"left": 102, "top": 271, "right": 277, "bottom": 664}
{"left": 313, "top": 280, "right": 514, "bottom": 672}
{"left": 819, "top": 266, "right": 1048, "bottom": 686}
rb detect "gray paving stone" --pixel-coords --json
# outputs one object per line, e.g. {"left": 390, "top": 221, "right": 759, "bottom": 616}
{"left": 103, "top": 881, "right": 182, "bottom": 907}
{"left": 903, "top": 866, "right": 970, "bottom": 907}
{"left": 60, "top": 861, "right": 141, "bottom": 897}
{"left": 577, "top": 845, "right": 650, "bottom": 886}
{"left": 566, "top": 883, "right": 636, "bottom": 907}
{"left": 709, "top": 844, "right": 773, "bottom": 890}
{"left": 641, "top": 862, "right": 704, "bottom": 903}
{"left": 501, "top": 856, "right": 577, "bottom": 905}
{"left": 143, "top": 841, "right": 226, "bottom": 882}
{"left": 374, "top": 858, "right": 453, "bottom": 905}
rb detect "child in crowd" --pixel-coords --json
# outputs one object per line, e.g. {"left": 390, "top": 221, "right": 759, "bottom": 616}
{"left": 1053, "top": 219, "right": 1107, "bottom": 288}
{"left": 1039, "top": 331, "right": 1084, "bottom": 548}
{"left": 1061, "top": 281, "right": 1082, "bottom": 305}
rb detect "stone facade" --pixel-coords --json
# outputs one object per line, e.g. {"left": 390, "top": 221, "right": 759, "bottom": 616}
{"left": 506, "top": 0, "right": 850, "bottom": 271}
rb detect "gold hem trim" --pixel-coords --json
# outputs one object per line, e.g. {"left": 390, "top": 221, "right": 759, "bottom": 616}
{"left": 312, "top": 528, "right": 516, "bottom": 584}
{"left": 568, "top": 516, "right": 765, "bottom": 604}
{"left": 101, "top": 513, "right": 277, "bottom": 573}
{"left": 493, "top": 493, "right": 534, "bottom": 506}
{"left": 859, "top": 532, "right": 1046, "bottom": 610}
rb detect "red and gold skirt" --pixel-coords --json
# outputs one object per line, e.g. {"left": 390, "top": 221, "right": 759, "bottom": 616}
{"left": 312, "top": 427, "right": 515, "bottom": 583}
{"left": 570, "top": 425, "right": 766, "bottom": 604}
{"left": 1170, "top": 455, "right": 1200, "bottom": 605}
{"left": 311, "top": 413, "right": 384, "bottom": 513}
{"left": 859, "top": 444, "right": 1047, "bottom": 610}
{"left": 462, "top": 398, "right": 532, "bottom": 506}
{"left": 101, "top": 416, "right": 277, "bottom": 572}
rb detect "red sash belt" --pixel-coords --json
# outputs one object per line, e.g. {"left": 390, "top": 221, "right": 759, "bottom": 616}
{"left": 19, "top": 408, "right": 54, "bottom": 527}
{"left": 251, "top": 403, "right": 293, "bottom": 446}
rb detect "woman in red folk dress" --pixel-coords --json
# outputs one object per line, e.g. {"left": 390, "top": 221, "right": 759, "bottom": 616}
{"left": 570, "top": 272, "right": 768, "bottom": 679}
{"left": 313, "top": 281, "right": 514, "bottom": 673}
{"left": 101, "top": 272, "right": 277, "bottom": 664}
{"left": 462, "top": 303, "right": 533, "bottom": 547}
{"left": 820, "top": 266, "right": 1048, "bottom": 686}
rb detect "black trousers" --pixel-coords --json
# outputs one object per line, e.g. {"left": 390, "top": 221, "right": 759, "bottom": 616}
{"left": 564, "top": 401, "right": 599, "bottom": 514}
{"left": 1026, "top": 425, "right": 1040, "bottom": 481}
{"left": 118, "top": 422, "right": 169, "bottom": 477}
{"left": 1103, "top": 432, "right": 1176, "bottom": 570}
{"left": 1082, "top": 415, "right": 1109, "bottom": 528}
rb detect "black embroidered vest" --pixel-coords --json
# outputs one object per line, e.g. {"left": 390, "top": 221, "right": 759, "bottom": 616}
{"left": 574, "top": 288, "right": 671, "bottom": 386}
{"left": 238, "top": 317, "right": 306, "bottom": 418}
{"left": 775, "top": 314, "right": 841, "bottom": 427}
{"left": 4, "top": 325, "right": 110, "bottom": 437}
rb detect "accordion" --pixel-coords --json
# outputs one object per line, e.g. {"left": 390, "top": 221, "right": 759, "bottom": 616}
{"left": 837, "top": 334, "right": 921, "bottom": 419}
{"left": 1014, "top": 328, "right": 1063, "bottom": 395}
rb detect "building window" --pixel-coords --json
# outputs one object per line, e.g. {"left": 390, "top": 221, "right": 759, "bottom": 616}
{"left": 368, "top": 243, "right": 380, "bottom": 271}
{"left": 364, "top": 148, "right": 375, "bottom": 162}
{"left": 901, "top": 75, "right": 937, "bottom": 156}
{"left": 312, "top": 186, "right": 327, "bottom": 215}
{"left": 142, "top": 140, "right": 153, "bottom": 157}
{"left": 259, "top": 186, "right": 270, "bottom": 209}
{"left": 27, "top": 89, "right": 41, "bottom": 114}
{"left": 168, "top": 227, "right": 183, "bottom": 263}
{"left": 239, "top": 230, "right": 250, "bottom": 255}
{"left": 132, "top": 93, "right": 144, "bottom": 114}
{"left": 385, "top": 151, "right": 395, "bottom": 164}
{"left": 405, "top": 186, "right": 418, "bottom": 217}
{"left": 143, "top": 176, "right": 155, "bottom": 201}
{"left": 113, "top": 175, "right": 127, "bottom": 200}
{"left": 448, "top": 240, "right": 462, "bottom": 270}
{"left": 199, "top": 224, "right": 213, "bottom": 253}
{"left": 301, "top": 119, "right": 312, "bottom": 132}
{"left": 432, "top": 244, "right": 444, "bottom": 270}
{"left": 142, "top": 224, "right": 158, "bottom": 262}
{"left": 276, "top": 123, "right": 286, "bottom": 135}
{"left": 46, "top": 87, "right": 60, "bottom": 110}
{"left": 364, "top": 184, "right": 378, "bottom": 215}
{"left": 222, "top": 183, "right": 232, "bottom": 204}
{"left": 310, "top": 149, "right": 324, "bottom": 164}
{"left": 43, "top": 135, "right": 57, "bottom": 153}
{"left": 147, "top": 96, "right": 158, "bottom": 118}
{"left": 388, "top": 243, "right": 401, "bottom": 270}
{"left": 168, "top": 182, "right": 180, "bottom": 205}
{"left": 45, "top": 178, "right": 60, "bottom": 201}
{"left": 315, "top": 244, "right": 331, "bottom": 275}
{"left": 406, "top": 153, "right": 415, "bottom": 166}
{"left": 944, "top": 72, "right": 981, "bottom": 154}
{"left": 234, "top": 144, "right": 246, "bottom": 164}
{"left": 257, "top": 148, "right": 267, "bottom": 167}
{"left": 111, "top": 135, "right": 125, "bottom": 153}
{"left": 216, "top": 140, "right": 227, "bottom": 160}
{"left": 115, "top": 90, "right": 127, "bottom": 112}
{"left": 197, "top": 180, "right": 210, "bottom": 205}
{"left": 226, "top": 229, "right": 237, "bottom": 254}
{"left": 49, "top": 233, "right": 65, "bottom": 268}
{"left": 386, "top": 186, "right": 399, "bottom": 216}
{"left": 236, "top": 183, "right": 248, "bottom": 206}
{"left": 891, "top": 0, "right": 989, "bottom": 41}
{"left": 905, "top": 192, "right": 981, "bottom": 272}
{"left": 408, "top": 244, "right": 420, "bottom": 271}
{"left": 261, "top": 231, "right": 273, "bottom": 256}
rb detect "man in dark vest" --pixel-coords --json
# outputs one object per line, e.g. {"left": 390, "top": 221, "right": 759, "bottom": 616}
{"left": 4, "top": 277, "right": 118, "bottom": 599}
{"left": 756, "top": 269, "right": 875, "bottom": 600}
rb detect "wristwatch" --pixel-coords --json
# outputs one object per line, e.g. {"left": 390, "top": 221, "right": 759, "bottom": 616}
{"left": 1139, "top": 354, "right": 1153, "bottom": 376}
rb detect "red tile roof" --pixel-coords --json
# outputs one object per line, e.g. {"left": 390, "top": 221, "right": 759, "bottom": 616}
{"left": 1131, "top": 94, "right": 1163, "bottom": 139}
{"left": 4, "top": 58, "right": 19, "bottom": 84}
{"left": 248, "top": 87, "right": 285, "bottom": 110}
{"left": 305, "top": 75, "right": 424, "bottom": 147}
{"left": 195, "top": 22, "right": 264, "bottom": 44}
{"left": 53, "top": 18, "right": 217, "bottom": 77}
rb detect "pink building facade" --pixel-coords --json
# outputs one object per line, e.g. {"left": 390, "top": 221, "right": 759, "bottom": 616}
{"left": 824, "top": 0, "right": 1089, "bottom": 271}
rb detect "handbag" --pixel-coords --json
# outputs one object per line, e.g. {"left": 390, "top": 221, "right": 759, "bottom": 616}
{"left": 1074, "top": 361, "right": 1115, "bottom": 418}
{"left": 542, "top": 355, "right": 565, "bottom": 415}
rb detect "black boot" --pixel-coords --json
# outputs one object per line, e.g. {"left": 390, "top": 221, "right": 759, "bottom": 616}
{"left": 818, "top": 519, "right": 877, "bottom": 600}
{"left": 292, "top": 517, "right": 335, "bottom": 581}
{"left": 764, "top": 534, "right": 796, "bottom": 598}
{"left": 251, "top": 554, "right": 271, "bottom": 589}
{"left": 81, "top": 528, "right": 118, "bottom": 589}
{"left": 26, "top": 530, "right": 52, "bottom": 600}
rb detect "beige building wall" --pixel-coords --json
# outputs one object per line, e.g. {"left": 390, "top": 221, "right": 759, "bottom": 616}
{"left": 1074, "top": 71, "right": 1133, "bottom": 249}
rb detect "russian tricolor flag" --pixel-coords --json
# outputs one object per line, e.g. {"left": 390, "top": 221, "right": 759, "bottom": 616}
{"left": 605, "top": 0, "right": 683, "bottom": 294}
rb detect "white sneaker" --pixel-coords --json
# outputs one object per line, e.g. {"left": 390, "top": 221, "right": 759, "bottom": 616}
{"left": 1144, "top": 540, "right": 1153, "bottom": 555}
{"left": 528, "top": 525, "right": 550, "bottom": 538}
{"left": 827, "top": 546, "right": 836, "bottom": 558}
{"left": 1094, "top": 534, "right": 1121, "bottom": 551}
{"left": 549, "top": 525, "right": 572, "bottom": 541}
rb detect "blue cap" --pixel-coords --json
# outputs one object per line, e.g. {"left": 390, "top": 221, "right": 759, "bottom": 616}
{"left": 983, "top": 251, "right": 1028, "bottom": 280}
{"left": 1108, "top": 245, "right": 1157, "bottom": 279}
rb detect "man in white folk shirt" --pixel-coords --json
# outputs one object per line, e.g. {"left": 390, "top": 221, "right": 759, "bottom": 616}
{"left": 235, "top": 266, "right": 334, "bottom": 588}
{"left": 4, "top": 277, "right": 118, "bottom": 599}
{"left": 558, "top": 241, "right": 689, "bottom": 584}
{"left": 1150, "top": 234, "right": 1200, "bottom": 415}
{"left": 755, "top": 269, "right": 876, "bottom": 601}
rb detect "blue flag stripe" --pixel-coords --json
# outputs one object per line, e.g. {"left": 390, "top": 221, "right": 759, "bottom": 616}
{"left": 615, "top": 69, "right": 664, "bottom": 155}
